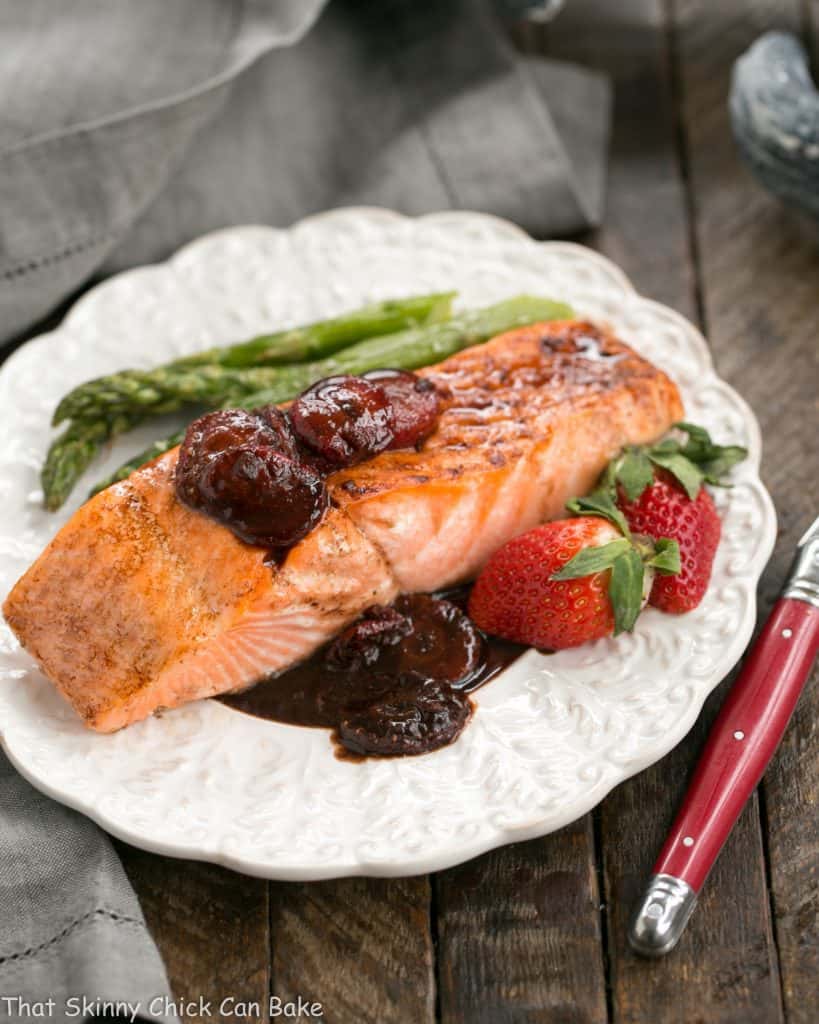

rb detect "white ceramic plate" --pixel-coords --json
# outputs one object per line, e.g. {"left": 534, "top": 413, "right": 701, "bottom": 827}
{"left": 0, "top": 209, "right": 776, "bottom": 880}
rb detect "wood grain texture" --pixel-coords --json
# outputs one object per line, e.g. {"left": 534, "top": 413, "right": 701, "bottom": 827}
{"left": 541, "top": 2, "right": 786, "bottom": 1021}
{"left": 600, "top": 685, "right": 783, "bottom": 1024}
{"left": 428, "top": 8, "right": 664, "bottom": 1020}
{"left": 438, "top": 4, "right": 782, "bottom": 1019}
{"left": 531, "top": 0, "right": 696, "bottom": 320}
{"left": 269, "top": 877, "right": 435, "bottom": 1024}
{"left": 764, "top": 659, "right": 819, "bottom": 1024}
{"left": 118, "top": 846, "right": 270, "bottom": 1023}
{"left": 436, "top": 820, "right": 607, "bottom": 1024}
{"left": 673, "top": 1, "right": 819, "bottom": 1021}
{"left": 432, "top": 7, "right": 688, "bottom": 1022}
{"left": 433, "top": 22, "right": 617, "bottom": 1022}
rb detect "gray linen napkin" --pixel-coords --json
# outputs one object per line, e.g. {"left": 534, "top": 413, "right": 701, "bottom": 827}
{"left": 0, "top": 0, "right": 328, "bottom": 347}
{"left": 0, "top": 0, "right": 610, "bottom": 1014}
{"left": 106, "top": 0, "right": 609, "bottom": 273}
{"left": 0, "top": 0, "right": 609, "bottom": 344}
{"left": 0, "top": 754, "right": 173, "bottom": 1023}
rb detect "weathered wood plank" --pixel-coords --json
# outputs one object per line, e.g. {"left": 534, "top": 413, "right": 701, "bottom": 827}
{"left": 542, "top": 1, "right": 786, "bottom": 1021}
{"left": 269, "top": 877, "right": 435, "bottom": 1024}
{"left": 436, "top": 820, "right": 607, "bottom": 1024}
{"left": 431, "top": 22, "right": 616, "bottom": 1024}
{"left": 764, "top": 654, "right": 819, "bottom": 1024}
{"left": 434, "top": 5, "right": 688, "bottom": 1022}
{"left": 534, "top": 0, "right": 696, "bottom": 320}
{"left": 601, "top": 691, "right": 782, "bottom": 1024}
{"left": 673, "top": 1, "right": 819, "bottom": 1020}
{"left": 119, "top": 846, "right": 270, "bottom": 1024}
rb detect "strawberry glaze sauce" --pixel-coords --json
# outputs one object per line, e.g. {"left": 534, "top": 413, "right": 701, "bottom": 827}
{"left": 219, "top": 591, "right": 524, "bottom": 759}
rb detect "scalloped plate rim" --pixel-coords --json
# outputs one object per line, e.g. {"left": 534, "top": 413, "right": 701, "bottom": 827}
{"left": 0, "top": 207, "right": 776, "bottom": 879}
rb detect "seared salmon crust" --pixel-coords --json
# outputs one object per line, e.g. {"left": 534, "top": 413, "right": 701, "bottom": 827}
{"left": 3, "top": 320, "right": 683, "bottom": 731}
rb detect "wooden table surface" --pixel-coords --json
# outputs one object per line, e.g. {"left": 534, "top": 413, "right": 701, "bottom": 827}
{"left": 111, "top": 2, "right": 819, "bottom": 1021}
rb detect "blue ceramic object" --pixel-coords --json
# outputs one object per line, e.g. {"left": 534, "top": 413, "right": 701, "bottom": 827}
{"left": 731, "top": 32, "right": 819, "bottom": 219}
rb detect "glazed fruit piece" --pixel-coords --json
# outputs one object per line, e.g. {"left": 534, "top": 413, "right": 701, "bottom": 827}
{"left": 175, "top": 407, "right": 297, "bottom": 508}
{"left": 326, "top": 596, "right": 483, "bottom": 685}
{"left": 185, "top": 446, "right": 328, "bottom": 549}
{"left": 362, "top": 369, "right": 440, "bottom": 449}
{"left": 325, "top": 604, "right": 413, "bottom": 673}
{"left": 289, "top": 374, "right": 395, "bottom": 466}
{"left": 175, "top": 408, "right": 328, "bottom": 548}
{"left": 338, "top": 675, "right": 473, "bottom": 758}
{"left": 323, "top": 594, "right": 484, "bottom": 757}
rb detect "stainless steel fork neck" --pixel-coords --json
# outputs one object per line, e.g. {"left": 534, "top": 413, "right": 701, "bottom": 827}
{"left": 783, "top": 517, "right": 819, "bottom": 609}
{"left": 628, "top": 873, "right": 697, "bottom": 957}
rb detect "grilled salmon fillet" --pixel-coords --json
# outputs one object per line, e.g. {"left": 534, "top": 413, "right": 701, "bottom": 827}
{"left": 3, "top": 320, "right": 683, "bottom": 731}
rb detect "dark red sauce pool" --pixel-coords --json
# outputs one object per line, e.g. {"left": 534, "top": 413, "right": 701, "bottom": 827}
{"left": 219, "top": 590, "right": 524, "bottom": 759}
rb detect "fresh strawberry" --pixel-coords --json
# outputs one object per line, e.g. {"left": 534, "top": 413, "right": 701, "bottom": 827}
{"left": 603, "top": 422, "right": 744, "bottom": 614}
{"left": 469, "top": 516, "right": 652, "bottom": 650}
{"left": 617, "top": 470, "right": 721, "bottom": 613}
{"left": 470, "top": 421, "right": 743, "bottom": 646}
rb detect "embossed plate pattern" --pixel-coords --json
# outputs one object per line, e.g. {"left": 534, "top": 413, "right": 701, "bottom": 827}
{"left": 0, "top": 209, "right": 776, "bottom": 879}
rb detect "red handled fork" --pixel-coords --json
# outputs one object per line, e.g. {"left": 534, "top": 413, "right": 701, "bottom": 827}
{"left": 629, "top": 515, "right": 819, "bottom": 956}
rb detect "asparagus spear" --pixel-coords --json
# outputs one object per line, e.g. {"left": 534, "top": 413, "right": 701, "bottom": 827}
{"left": 227, "top": 294, "right": 573, "bottom": 408}
{"left": 173, "top": 292, "right": 455, "bottom": 369}
{"left": 42, "top": 413, "right": 143, "bottom": 512}
{"left": 56, "top": 363, "right": 275, "bottom": 425}
{"left": 88, "top": 296, "right": 573, "bottom": 497}
{"left": 42, "top": 293, "right": 454, "bottom": 510}
{"left": 59, "top": 295, "right": 571, "bottom": 425}
{"left": 88, "top": 428, "right": 185, "bottom": 496}
{"left": 53, "top": 293, "right": 454, "bottom": 426}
